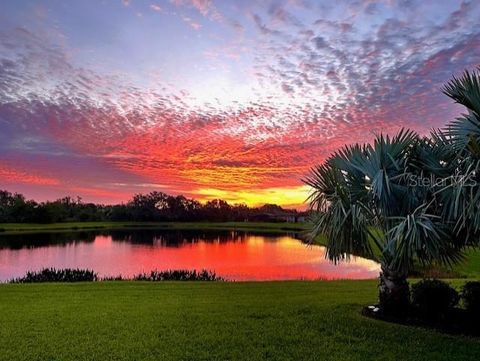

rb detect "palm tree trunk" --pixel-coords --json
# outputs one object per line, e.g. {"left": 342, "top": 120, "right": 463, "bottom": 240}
{"left": 378, "top": 264, "right": 410, "bottom": 315}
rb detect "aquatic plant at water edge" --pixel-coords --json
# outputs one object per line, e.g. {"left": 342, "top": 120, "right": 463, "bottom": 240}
{"left": 8, "top": 268, "right": 225, "bottom": 282}
{"left": 10, "top": 268, "right": 98, "bottom": 283}
{"left": 133, "top": 269, "right": 224, "bottom": 281}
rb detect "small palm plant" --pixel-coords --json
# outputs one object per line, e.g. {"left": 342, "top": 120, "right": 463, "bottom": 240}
{"left": 305, "top": 68, "right": 480, "bottom": 314}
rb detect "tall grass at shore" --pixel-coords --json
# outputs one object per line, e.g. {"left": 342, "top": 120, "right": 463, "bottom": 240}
{"left": 9, "top": 268, "right": 224, "bottom": 283}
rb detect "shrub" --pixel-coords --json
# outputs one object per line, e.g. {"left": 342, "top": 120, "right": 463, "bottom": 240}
{"left": 10, "top": 268, "right": 98, "bottom": 283}
{"left": 461, "top": 281, "right": 480, "bottom": 316}
{"left": 411, "top": 279, "right": 459, "bottom": 317}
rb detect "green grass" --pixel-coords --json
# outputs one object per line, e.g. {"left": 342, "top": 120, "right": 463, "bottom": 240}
{"left": 0, "top": 281, "right": 478, "bottom": 361}
{"left": 451, "top": 248, "right": 480, "bottom": 279}
{"left": 0, "top": 221, "right": 309, "bottom": 234}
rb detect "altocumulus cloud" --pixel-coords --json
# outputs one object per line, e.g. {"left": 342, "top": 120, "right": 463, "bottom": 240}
{"left": 0, "top": 0, "right": 479, "bottom": 206}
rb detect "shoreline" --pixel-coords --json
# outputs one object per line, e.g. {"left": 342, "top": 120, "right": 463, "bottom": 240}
{"left": 0, "top": 221, "right": 309, "bottom": 235}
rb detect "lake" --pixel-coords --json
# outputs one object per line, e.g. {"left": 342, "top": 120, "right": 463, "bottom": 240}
{"left": 0, "top": 229, "right": 380, "bottom": 281}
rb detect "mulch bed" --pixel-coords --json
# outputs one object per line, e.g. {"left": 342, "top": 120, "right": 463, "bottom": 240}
{"left": 362, "top": 305, "right": 480, "bottom": 337}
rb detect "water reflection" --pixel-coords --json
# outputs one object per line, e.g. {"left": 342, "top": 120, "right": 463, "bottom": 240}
{"left": 0, "top": 229, "right": 380, "bottom": 281}
{"left": 110, "top": 229, "right": 251, "bottom": 247}
{"left": 0, "top": 231, "right": 96, "bottom": 250}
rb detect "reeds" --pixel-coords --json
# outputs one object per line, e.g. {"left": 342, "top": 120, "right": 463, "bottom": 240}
{"left": 11, "top": 268, "right": 97, "bottom": 283}
{"left": 132, "top": 269, "right": 224, "bottom": 281}
{"left": 9, "top": 268, "right": 224, "bottom": 282}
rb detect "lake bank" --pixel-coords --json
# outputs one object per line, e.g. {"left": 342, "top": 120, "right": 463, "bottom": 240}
{"left": 0, "top": 281, "right": 478, "bottom": 361}
{"left": 0, "top": 221, "right": 309, "bottom": 235}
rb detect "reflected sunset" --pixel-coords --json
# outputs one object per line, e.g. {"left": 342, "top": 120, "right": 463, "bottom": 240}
{"left": 0, "top": 231, "right": 380, "bottom": 281}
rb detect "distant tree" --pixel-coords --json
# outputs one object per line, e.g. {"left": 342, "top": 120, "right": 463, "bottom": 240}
{"left": 0, "top": 190, "right": 19, "bottom": 221}
{"left": 0, "top": 190, "right": 38, "bottom": 222}
{"left": 107, "top": 204, "right": 131, "bottom": 221}
{"left": 202, "top": 199, "right": 232, "bottom": 221}
{"left": 77, "top": 203, "right": 104, "bottom": 222}
{"left": 183, "top": 198, "right": 203, "bottom": 221}
{"left": 231, "top": 203, "right": 249, "bottom": 221}
{"left": 258, "top": 204, "right": 285, "bottom": 214}
{"left": 0, "top": 189, "right": 307, "bottom": 223}
{"left": 128, "top": 192, "right": 169, "bottom": 221}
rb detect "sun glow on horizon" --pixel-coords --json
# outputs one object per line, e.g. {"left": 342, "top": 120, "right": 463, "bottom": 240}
{"left": 195, "top": 185, "right": 310, "bottom": 208}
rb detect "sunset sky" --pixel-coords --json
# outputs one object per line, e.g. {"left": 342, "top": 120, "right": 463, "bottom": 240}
{"left": 0, "top": 0, "right": 479, "bottom": 208}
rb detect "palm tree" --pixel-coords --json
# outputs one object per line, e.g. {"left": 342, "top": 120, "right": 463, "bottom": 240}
{"left": 305, "top": 68, "right": 480, "bottom": 314}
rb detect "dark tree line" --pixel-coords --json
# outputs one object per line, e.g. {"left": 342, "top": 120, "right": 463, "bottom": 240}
{"left": 0, "top": 190, "right": 305, "bottom": 223}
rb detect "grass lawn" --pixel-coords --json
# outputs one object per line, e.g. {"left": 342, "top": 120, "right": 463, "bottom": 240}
{"left": 450, "top": 248, "right": 480, "bottom": 279}
{"left": 0, "top": 281, "right": 479, "bottom": 361}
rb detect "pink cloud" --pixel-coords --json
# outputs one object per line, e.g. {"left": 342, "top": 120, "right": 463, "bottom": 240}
{"left": 0, "top": 162, "right": 59, "bottom": 186}
{"left": 171, "top": 0, "right": 222, "bottom": 21}
{"left": 181, "top": 16, "right": 202, "bottom": 30}
{"left": 150, "top": 4, "right": 162, "bottom": 12}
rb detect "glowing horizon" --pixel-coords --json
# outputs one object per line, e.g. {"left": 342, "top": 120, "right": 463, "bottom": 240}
{"left": 1, "top": 0, "right": 479, "bottom": 208}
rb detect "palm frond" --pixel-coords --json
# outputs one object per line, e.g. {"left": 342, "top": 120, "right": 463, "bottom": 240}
{"left": 443, "top": 67, "right": 480, "bottom": 116}
{"left": 443, "top": 68, "right": 480, "bottom": 157}
{"left": 385, "top": 204, "right": 464, "bottom": 273}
